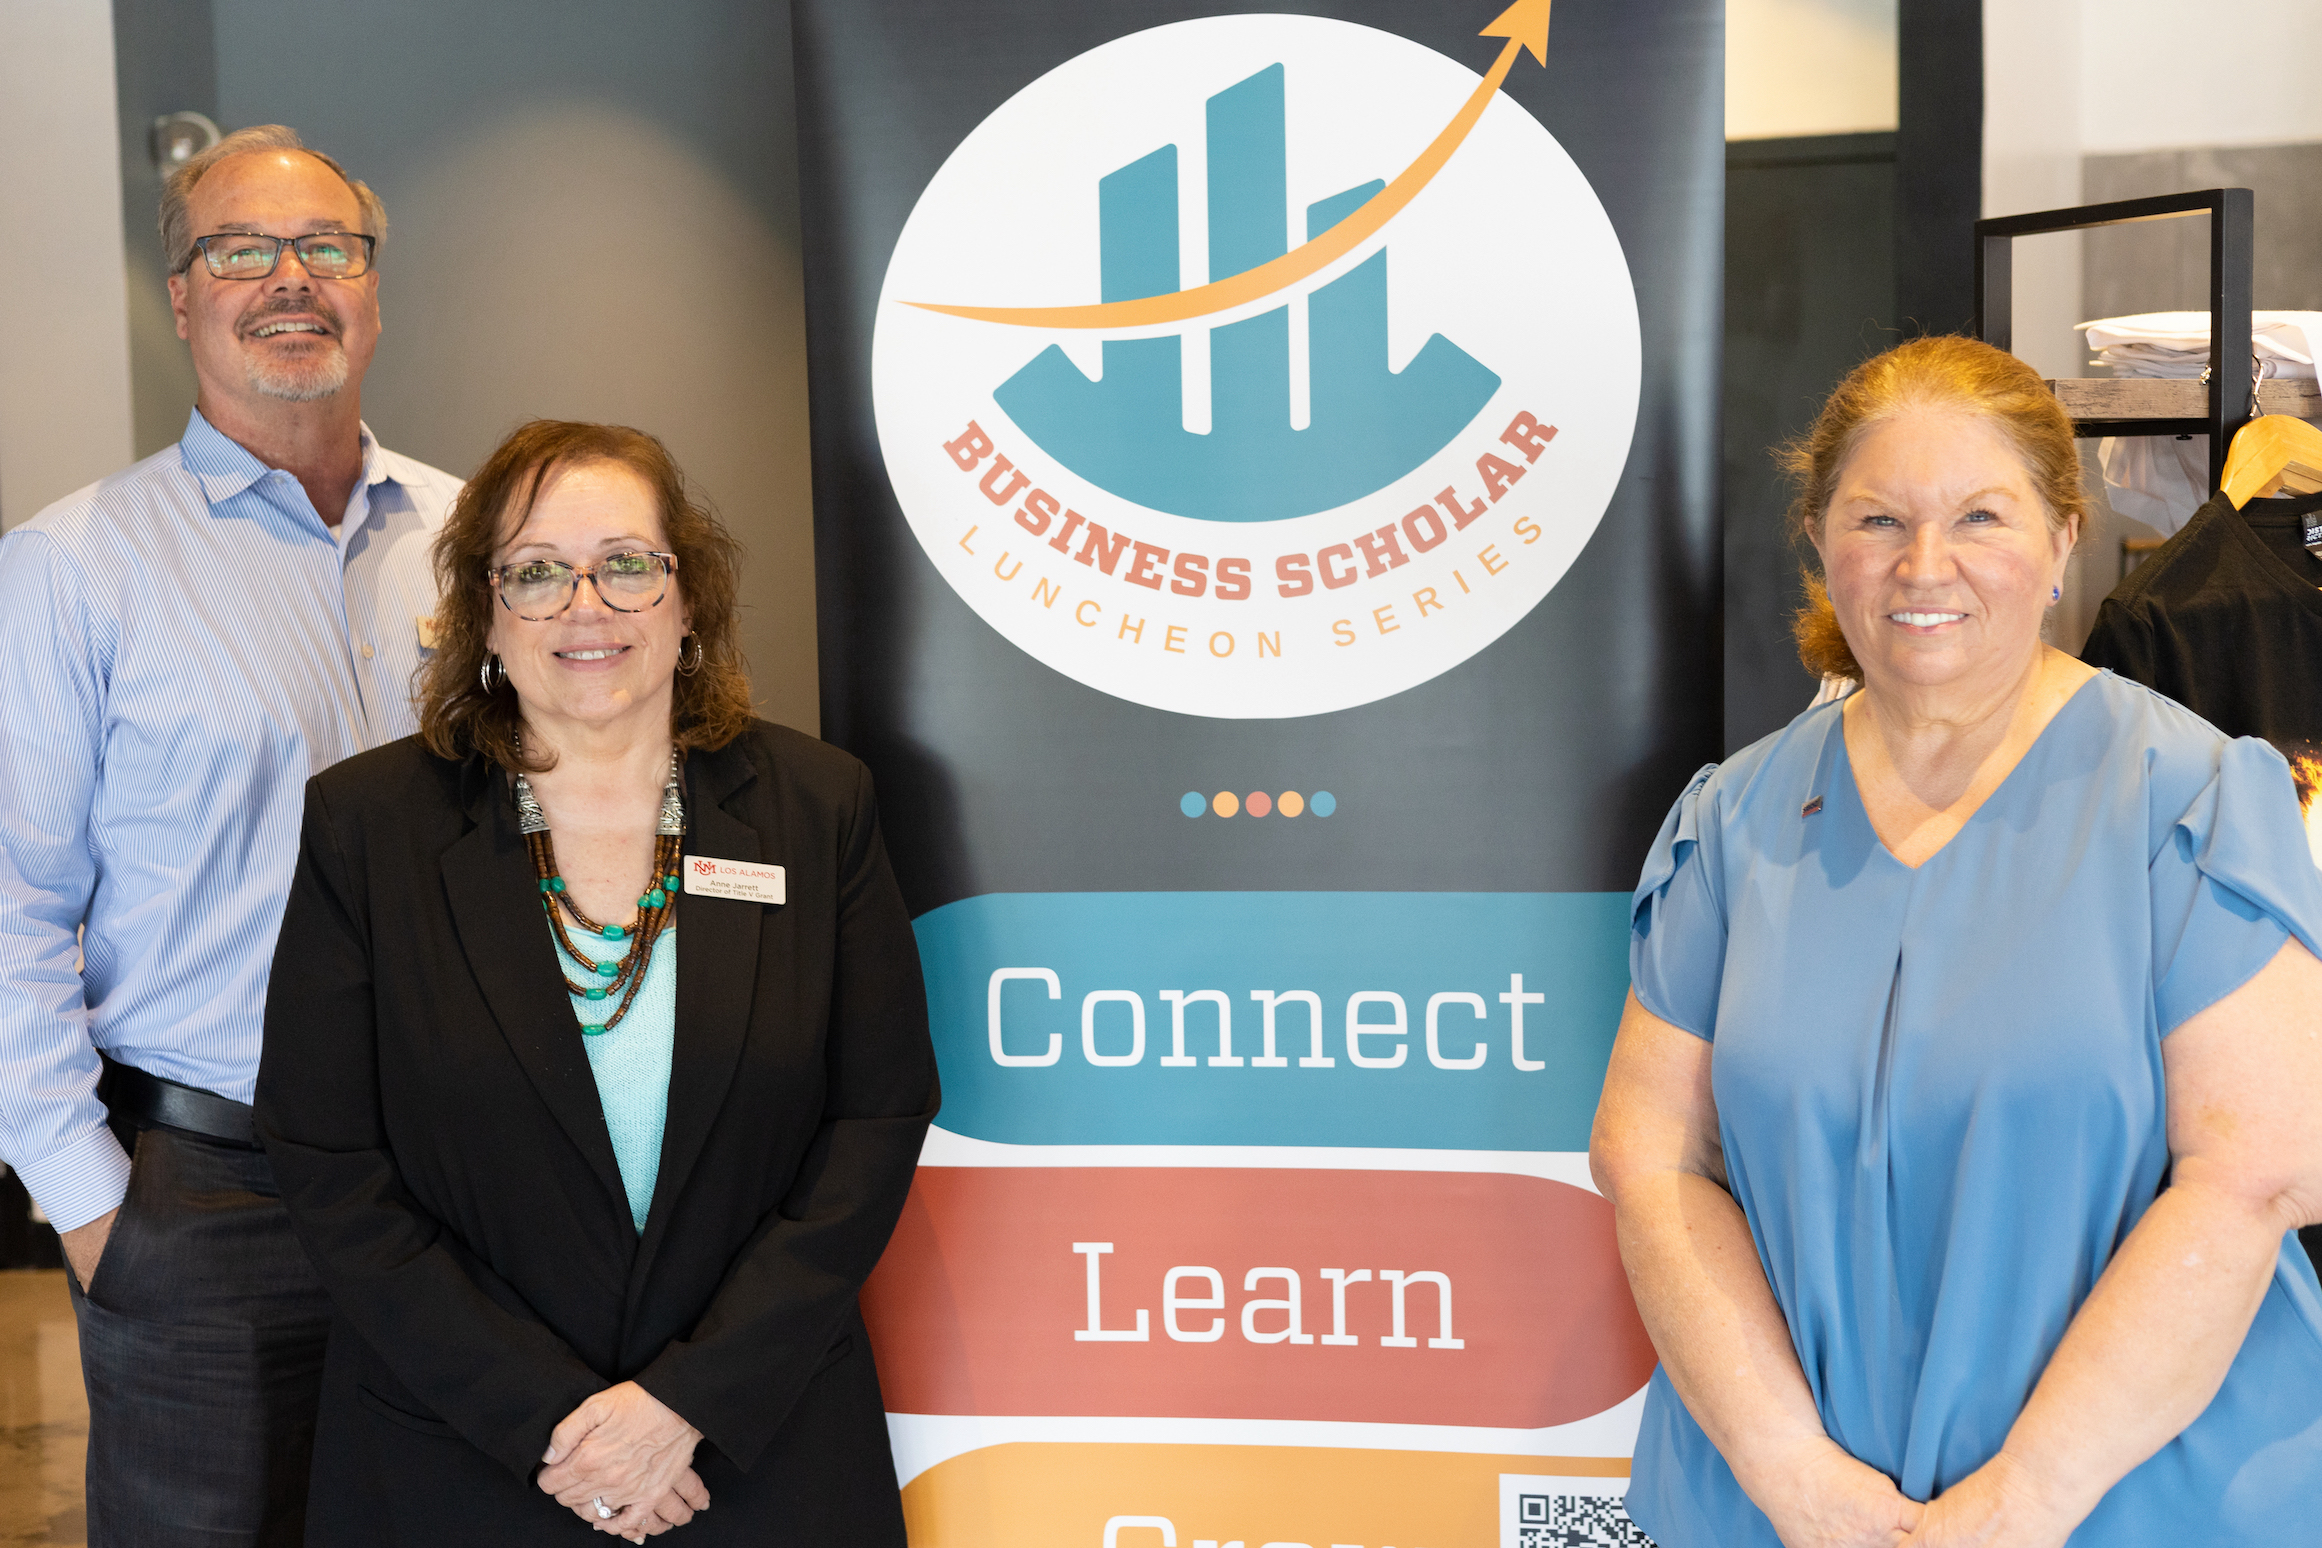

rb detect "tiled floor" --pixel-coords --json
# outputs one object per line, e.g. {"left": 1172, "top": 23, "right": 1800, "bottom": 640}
{"left": 0, "top": 1272, "right": 84, "bottom": 1547}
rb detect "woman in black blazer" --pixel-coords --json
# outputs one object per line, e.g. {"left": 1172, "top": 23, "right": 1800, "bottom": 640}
{"left": 256, "top": 421, "right": 936, "bottom": 1544}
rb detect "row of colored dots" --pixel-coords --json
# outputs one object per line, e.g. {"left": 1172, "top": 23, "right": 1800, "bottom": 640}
{"left": 1181, "top": 790, "right": 1336, "bottom": 819}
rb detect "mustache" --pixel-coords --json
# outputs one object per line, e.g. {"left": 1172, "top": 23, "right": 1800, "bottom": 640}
{"left": 239, "top": 294, "right": 343, "bottom": 339}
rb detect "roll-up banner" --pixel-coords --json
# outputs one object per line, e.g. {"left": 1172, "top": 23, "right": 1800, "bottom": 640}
{"left": 793, "top": 2, "right": 1722, "bottom": 1542}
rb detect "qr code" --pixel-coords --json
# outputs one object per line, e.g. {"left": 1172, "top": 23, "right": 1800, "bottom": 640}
{"left": 1514, "top": 1492, "right": 1655, "bottom": 1547}
{"left": 1496, "top": 1474, "right": 1658, "bottom": 1548}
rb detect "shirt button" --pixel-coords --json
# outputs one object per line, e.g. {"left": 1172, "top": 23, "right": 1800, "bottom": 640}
{"left": 361, "top": 642, "right": 375, "bottom": 660}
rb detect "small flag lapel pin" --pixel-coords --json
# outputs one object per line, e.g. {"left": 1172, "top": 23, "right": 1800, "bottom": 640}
{"left": 1801, "top": 794, "right": 1824, "bottom": 817}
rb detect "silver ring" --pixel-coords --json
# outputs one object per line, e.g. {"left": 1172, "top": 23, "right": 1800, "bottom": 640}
{"left": 593, "top": 1497, "right": 615, "bottom": 1520}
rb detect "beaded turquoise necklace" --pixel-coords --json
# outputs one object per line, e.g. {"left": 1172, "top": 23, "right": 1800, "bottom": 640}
{"left": 515, "top": 747, "right": 685, "bottom": 1034}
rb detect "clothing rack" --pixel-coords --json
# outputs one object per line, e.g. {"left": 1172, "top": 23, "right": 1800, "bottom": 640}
{"left": 1973, "top": 188, "right": 2260, "bottom": 494}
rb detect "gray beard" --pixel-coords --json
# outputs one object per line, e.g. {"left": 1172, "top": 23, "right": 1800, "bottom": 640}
{"left": 246, "top": 345, "right": 350, "bottom": 403}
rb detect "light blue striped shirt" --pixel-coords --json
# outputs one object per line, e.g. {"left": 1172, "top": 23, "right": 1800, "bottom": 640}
{"left": 0, "top": 409, "right": 461, "bottom": 1232}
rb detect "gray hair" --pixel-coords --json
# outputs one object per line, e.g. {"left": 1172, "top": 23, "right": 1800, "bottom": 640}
{"left": 160, "top": 124, "right": 388, "bottom": 276}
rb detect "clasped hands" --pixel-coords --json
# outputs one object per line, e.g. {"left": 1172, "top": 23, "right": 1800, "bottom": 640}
{"left": 1762, "top": 1438, "right": 2077, "bottom": 1548}
{"left": 538, "top": 1381, "right": 709, "bottom": 1540}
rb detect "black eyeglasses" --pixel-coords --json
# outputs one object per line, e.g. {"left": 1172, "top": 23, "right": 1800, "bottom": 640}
{"left": 183, "top": 230, "right": 376, "bottom": 280}
{"left": 489, "top": 552, "right": 679, "bottom": 621}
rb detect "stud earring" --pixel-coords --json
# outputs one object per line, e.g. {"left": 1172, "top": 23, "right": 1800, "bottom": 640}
{"left": 2050, "top": 586, "right": 2061, "bottom": 603}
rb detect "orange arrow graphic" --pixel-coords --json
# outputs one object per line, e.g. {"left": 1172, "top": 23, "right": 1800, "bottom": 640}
{"left": 901, "top": 0, "right": 1553, "bottom": 330}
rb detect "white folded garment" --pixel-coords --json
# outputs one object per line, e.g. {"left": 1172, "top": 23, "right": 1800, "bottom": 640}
{"left": 2088, "top": 341, "right": 2307, "bottom": 380}
{"left": 2078, "top": 310, "right": 2322, "bottom": 378}
{"left": 2075, "top": 312, "right": 2322, "bottom": 536}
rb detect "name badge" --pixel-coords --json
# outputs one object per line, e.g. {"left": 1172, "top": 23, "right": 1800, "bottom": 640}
{"left": 684, "top": 856, "right": 786, "bottom": 905}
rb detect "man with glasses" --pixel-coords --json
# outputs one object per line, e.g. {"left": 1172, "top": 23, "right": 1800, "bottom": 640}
{"left": 0, "top": 124, "right": 460, "bottom": 1543}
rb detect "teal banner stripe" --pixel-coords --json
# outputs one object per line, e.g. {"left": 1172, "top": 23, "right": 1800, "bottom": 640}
{"left": 912, "top": 892, "right": 1630, "bottom": 1150}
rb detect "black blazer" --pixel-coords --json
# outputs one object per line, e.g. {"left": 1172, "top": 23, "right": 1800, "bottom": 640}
{"left": 256, "top": 723, "right": 937, "bottom": 1544}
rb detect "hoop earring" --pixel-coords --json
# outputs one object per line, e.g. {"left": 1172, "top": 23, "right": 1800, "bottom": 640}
{"left": 676, "top": 634, "right": 703, "bottom": 677}
{"left": 480, "top": 653, "right": 504, "bottom": 693}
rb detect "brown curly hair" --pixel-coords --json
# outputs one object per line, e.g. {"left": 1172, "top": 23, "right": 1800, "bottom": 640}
{"left": 417, "top": 421, "right": 754, "bottom": 772}
{"left": 1781, "top": 336, "right": 2086, "bottom": 681}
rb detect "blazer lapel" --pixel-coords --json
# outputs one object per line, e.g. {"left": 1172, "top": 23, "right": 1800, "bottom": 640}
{"left": 635, "top": 741, "right": 762, "bottom": 1272}
{"left": 440, "top": 760, "right": 630, "bottom": 1221}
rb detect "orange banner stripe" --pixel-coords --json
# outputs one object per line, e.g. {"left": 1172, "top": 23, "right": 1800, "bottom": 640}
{"left": 902, "top": 1442, "right": 1626, "bottom": 1548}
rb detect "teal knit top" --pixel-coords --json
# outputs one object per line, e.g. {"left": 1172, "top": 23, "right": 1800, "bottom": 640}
{"left": 566, "top": 923, "right": 677, "bottom": 1233}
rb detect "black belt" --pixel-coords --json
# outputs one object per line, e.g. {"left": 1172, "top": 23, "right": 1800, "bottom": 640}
{"left": 100, "top": 1056, "right": 260, "bottom": 1149}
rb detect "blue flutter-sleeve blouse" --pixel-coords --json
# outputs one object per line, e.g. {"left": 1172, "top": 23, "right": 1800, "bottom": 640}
{"left": 1622, "top": 670, "right": 2322, "bottom": 1548}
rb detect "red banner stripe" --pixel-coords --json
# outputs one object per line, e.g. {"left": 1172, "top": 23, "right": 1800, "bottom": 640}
{"left": 864, "top": 1166, "right": 1654, "bottom": 1428}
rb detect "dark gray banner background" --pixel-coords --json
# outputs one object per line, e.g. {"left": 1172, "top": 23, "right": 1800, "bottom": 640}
{"left": 794, "top": 0, "right": 1723, "bottom": 912}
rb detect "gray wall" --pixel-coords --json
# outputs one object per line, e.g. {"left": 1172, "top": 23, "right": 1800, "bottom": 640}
{"left": 2083, "top": 142, "right": 2322, "bottom": 317}
{"left": 112, "top": 0, "right": 820, "bottom": 733}
{"left": 111, "top": 0, "right": 213, "bottom": 463}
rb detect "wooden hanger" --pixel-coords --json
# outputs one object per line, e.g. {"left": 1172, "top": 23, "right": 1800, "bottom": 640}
{"left": 2221, "top": 413, "right": 2322, "bottom": 507}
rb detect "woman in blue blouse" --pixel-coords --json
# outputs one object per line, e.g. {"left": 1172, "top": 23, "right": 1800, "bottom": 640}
{"left": 1591, "top": 337, "right": 2322, "bottom": 1547}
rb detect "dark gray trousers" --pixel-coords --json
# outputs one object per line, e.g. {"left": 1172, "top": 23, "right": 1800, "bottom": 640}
{"left": 68, "top": 1122, "right": 332, "bottom": 1547}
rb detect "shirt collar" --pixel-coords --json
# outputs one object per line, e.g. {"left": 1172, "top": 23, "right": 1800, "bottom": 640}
{"left": 178, "top": 407, "right": 272, "bottom": 503}
{"left": 356, "top": 424, "right": 394, "bottom": 493}
{"left": 178, "top": 406, "right": 401, "bottom": 532}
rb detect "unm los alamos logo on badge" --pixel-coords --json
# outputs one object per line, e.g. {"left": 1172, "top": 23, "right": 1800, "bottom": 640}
{"left": 874, "top": 8, "right": 1640, "bottom": 719}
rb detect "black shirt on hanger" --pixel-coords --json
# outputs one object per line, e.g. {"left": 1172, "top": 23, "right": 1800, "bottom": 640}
{"left": 2082, "top": 487, "right": 2322, "bottom": 789}
{"left": 2082, "top": 486, "right": 2322, "bottom": 1276}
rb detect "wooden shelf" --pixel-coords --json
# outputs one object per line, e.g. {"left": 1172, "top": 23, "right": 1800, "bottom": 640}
{"left": 2047, "top": 376, "right": 2321, "bottom": 423}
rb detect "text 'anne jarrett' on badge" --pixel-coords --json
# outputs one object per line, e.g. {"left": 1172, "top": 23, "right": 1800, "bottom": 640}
{"left": 684, "top": 856, "right": 787, "bottom": 905}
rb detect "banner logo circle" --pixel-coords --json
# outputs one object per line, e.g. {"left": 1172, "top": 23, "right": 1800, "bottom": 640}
{"left": 874, "top": 14, "right": 1640, "bottom": 718}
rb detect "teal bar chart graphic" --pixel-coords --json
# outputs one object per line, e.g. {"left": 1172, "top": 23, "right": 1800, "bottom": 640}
{"left": 995, "top": 63, "right": 1502, "bottom": 523}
